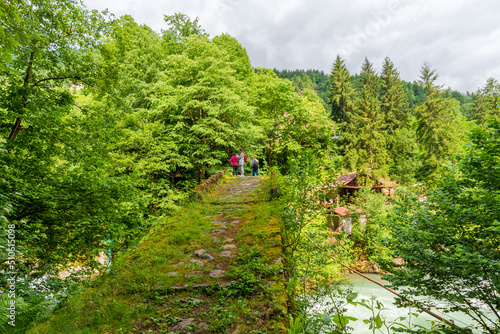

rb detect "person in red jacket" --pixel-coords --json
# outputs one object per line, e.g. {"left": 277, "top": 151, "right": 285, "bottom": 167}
{"left": 230, "top": 153, "right": 239, "bottom": 176}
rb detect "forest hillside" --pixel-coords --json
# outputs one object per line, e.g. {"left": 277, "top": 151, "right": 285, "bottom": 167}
{"left": 1, "top": 1, "right": 499, "bottom": 333}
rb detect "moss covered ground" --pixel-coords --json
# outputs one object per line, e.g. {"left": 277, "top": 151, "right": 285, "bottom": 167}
{"left": 29, "top": 174, "right": 288, "bottom": 334}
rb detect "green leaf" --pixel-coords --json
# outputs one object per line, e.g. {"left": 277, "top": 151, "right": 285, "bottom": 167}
{"left": 346, "top": 292, "right": 358, "bottom": 302}
{"left": 319, "top": 314, "right": 332, "bottom": 324}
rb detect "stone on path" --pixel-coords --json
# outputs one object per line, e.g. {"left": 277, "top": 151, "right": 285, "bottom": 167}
{"left": 212, "top": 229, "right": 226, "bottom": 234}
{"left": 222, "top": 244, "right": 237, "bottom": 250}
{"left": 189, "top": 259, "right": 204, "bottom": 266}
{"left": 171, "top": 285, "right": 188, "bottom": 291}
{"left": 198, "top": 322, "right": 210, "bottom": 329}
{"left": 219, "top": 251, "right": 234, "bottom": 258}
{"left": 193, "top": 249, "right": 205, "bottom": 257}
{"left": 202, "top": 253, "right": 214, "bottom": 260}
{"left": 171, "top": 318, "right": 195, "bottom": 332}
{"left": 186, "top": 270, "right": 203, "bottom": 277}
{"left": 209, "top": 269, "right": 225, "bottom": 278}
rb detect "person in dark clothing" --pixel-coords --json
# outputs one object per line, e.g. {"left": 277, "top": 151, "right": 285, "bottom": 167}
{"left": 251, "top": 157, "right": 259, "bottom": 176}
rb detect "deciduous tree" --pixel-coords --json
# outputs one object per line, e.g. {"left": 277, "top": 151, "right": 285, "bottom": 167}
{"left": 0, "top": 0, "right": 107, "bottom": 141}
{"left": 381, "top": 120, "right": 500, "bottom": 333}
{"left": 0, "top": 0, "right": 142, "bottom": 279}
{"left": 152, "top": 36, "right": 256, "bottom": 182}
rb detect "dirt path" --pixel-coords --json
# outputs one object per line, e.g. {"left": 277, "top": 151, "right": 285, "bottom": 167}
{"left": 188, "top": 176, "right": 266, "bottom": 284}
{"left": 169, "top": 175, "right": 268, "bottom": 289}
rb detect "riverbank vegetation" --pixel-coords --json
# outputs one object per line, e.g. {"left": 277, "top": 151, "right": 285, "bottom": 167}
{"left": 279, "top": 123, "right": 500, "bottom": 333}
{"left": 1, "top": 0, "right": 499, "bottom": 333}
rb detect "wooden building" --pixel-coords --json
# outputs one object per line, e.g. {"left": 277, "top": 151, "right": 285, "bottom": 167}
{"left": 325, "top": 206, "right": 366, "bottom": 234}
{"left": 322, "top": 173, "right": 396, "bottom": 206}
{"left": 321, "top": 173, "right": 395, "bottom": 234}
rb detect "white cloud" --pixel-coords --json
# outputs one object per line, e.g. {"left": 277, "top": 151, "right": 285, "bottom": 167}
{"left": 83, "top": 0, "right": 500, "bottom": 92}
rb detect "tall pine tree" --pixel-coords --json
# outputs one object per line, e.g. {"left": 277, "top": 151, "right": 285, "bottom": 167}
{"left": 472, "top": 77, "right": 500, "bottom": 124}
{"left": 380, "top": 57, "right": 408, "bottom": 134}
{"left": 380, "top": 57, "right": 417, "bottom": 183}
{"left": 344, "top": 58, "right": 387, "bottom": 178}
{"left": 414, "top": 63, "right": 467, "bottom": 181}
{"left": 329, "top": 55, "right": 355, "bottom": 125}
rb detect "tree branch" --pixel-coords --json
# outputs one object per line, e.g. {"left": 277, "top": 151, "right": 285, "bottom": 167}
{"left": 32, "top": 76, "right": 82, "bottom": 87}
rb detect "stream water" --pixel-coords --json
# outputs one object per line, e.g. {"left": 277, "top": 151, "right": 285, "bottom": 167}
{"left": 319, "top": 273, "right": 494, "bottom": 333}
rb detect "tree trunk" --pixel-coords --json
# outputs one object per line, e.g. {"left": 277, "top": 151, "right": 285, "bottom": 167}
{"left": 8, "top": 51, "right": 35, "bottom": 141}
{"left": 199, "top": 165, "right": 205, "bottom": 183}
{"left": 8, "top": 118, "right": 23, "bottom": 140}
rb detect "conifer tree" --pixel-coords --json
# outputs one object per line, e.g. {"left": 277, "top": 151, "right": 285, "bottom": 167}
{"left": 414, "top": 63, "right": 467, "bottom": 181}
{"left": 380, "top": 57, "right": 408, "bottom": 134}
{"left": 473, "top": 77, "right": 500, "bottom": 124}
{"left": 380, "top": 57, "right": 417, "bottom": 183}
{"left": 329, "top": 55, "right": 355, "bottom": 124}
{"left": 344, "top": 58, "right": 387, "bottom": 178}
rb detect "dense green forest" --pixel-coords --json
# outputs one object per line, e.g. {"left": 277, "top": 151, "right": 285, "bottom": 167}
{"left": 273, "top": 68, "right": 476, "bottom": 121}
{"left": 0, "top": 0, "right": 499, "bottom": 333}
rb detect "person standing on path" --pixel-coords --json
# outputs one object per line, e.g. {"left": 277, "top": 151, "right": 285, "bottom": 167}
{"left": 238, "top": 148, "right": 246, "bottom": 176}
{"left": 251, "top": 157, "right": 259, "bottom": 176}
{"left": 230, "top": 153, "right": 239, "bottom": 176}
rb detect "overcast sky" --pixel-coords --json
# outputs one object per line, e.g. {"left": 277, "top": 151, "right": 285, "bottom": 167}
{"left": 83, "top": 0, "right": 500, "bottom": 93}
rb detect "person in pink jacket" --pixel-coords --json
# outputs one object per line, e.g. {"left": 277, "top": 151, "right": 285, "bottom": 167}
{"left": 230, "top": 153, "right": 239, "bottom": 176}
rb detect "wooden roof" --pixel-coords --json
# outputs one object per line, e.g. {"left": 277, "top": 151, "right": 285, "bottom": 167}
{"left": 333, "top": 207, "right": 350, "bottom": 216}
{"left": 332, "top": 206, "right": 364, "bottom": 216}
{"left": 335, "top": 173, "right": 397, "bottom": 188}
{"left": 335, "top": 173, "right": 357, "bottom": 185}
{"left": 377, "top": 177, "right": 397, "bottom": 188}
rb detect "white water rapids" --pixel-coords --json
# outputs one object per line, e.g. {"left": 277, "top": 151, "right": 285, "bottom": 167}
{"left": 313, "top": 273, "right": 497, "bottom": 333}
